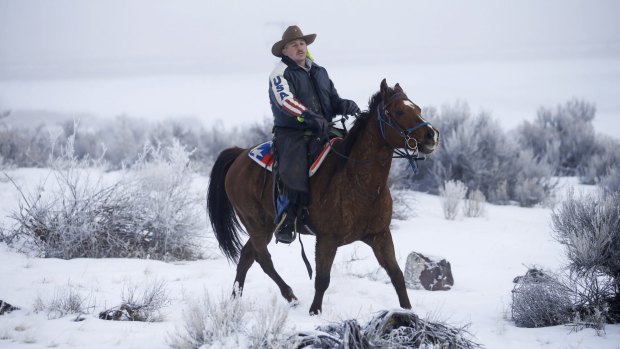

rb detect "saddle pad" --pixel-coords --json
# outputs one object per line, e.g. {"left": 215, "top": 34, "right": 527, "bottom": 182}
{"left": 248, "top": 138, "right": 341, "bottom": 177}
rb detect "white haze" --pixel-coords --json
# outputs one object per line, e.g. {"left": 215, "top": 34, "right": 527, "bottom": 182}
{"left": 1, "top": 0, "right": 619, "bottom": 136}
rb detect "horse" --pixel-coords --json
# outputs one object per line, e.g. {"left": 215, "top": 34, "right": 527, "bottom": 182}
{"left": 207, "top": 79, "right": 439, "bottom": 315}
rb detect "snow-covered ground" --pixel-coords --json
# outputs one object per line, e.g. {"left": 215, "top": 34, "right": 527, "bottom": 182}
{"left": 1, "top": 168, "right": 618, "bottom": 348}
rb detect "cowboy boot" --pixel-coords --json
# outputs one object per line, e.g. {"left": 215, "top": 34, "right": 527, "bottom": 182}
{"left": 274, "top": 212, "right": 297, "bottom": 244}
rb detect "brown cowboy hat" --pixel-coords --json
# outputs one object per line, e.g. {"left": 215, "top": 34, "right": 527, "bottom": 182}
{"left": 271, "top": 25, "right": 316, "bottom": 57}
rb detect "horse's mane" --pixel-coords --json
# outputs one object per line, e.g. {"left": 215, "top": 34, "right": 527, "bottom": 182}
{"left": 340, "top": 88, "right": 391, "bottom": 157}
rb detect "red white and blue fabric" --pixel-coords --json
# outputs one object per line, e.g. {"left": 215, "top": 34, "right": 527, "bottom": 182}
{"left": 248, "top": 141, "right": 275, "bottom": 171}
{"left": 248, "top": 138, "right": 341, "bottom": 177}
{"left": 269, "top": 61, "right": 307, "bottom": 118}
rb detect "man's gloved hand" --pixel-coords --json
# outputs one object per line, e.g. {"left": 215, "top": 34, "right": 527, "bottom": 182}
{"left": 340, "top": 99, "right": 361, "bottom": 117}
{"left": 299, "top": 111, "right": 328, "bottom": 136}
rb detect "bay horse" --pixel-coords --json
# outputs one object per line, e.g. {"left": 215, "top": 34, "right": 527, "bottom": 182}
{"left": 207, "top": 79, "right": 439, "bottom": 315}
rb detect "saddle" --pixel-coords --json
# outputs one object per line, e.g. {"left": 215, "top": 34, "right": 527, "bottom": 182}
{"left": 248, "top": 137, "right": 341, "bottom": 176}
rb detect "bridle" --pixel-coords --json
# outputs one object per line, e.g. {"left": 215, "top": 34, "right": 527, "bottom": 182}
{"left": 376, "top": 92, "right": 431, "bottom": 174}
{"left": 329, "top": 92, "right": 432, "bottom": 175}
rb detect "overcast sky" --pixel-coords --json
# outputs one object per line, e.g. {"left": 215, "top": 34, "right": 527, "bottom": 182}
{"left": 1, "top": 0, "right": 619, "bottom": 79}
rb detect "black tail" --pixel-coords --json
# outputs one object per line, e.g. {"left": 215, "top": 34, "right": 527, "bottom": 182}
{"left": 207, "top": 147, "right": 245, "bottom": 263}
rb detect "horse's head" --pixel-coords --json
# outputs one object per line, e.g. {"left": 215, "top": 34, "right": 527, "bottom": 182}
{"left": 378, "top": 79, "right": 439, "bottom": 155}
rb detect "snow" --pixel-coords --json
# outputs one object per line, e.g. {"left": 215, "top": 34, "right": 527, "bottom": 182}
{"left": 1, "top": 1, "right": 619, "bottom": 346}
{"left": 1, "top": 169, "right": 619, "bottom": 348}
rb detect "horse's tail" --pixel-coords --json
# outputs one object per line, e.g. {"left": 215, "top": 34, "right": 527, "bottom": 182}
{"left": 207, "top": 147, "right": 245, "bottom": 263}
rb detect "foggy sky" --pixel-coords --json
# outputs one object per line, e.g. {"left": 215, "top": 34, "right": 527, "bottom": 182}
{"left": 1, "top": 0, "right": 619, "bottom": 79}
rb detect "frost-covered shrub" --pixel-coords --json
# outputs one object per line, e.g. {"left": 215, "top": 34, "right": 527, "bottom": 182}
{"left": 292, "top": 310, "right": 482, "bottom": 349}
{"left": 516, "top": 99, "right": 598, "bottom": 176}
{"left": 1, "top": 137, "right": 205, "bottom": 260}
{"left": 578, "top": 135, "right": 620, "bottom": 185}
{"left": 126, "top": 140, "right": 204, "bottom": 260}
{"left": 168, "top": 293, "right": 289, "bottom": 349}
{"left": 552, "top": 190, "right": 620, "bottom": 322}
{"left": 396, "top": 102, "right": 555, "bottom": 206}
{"left": 463, "top": 189, "right": 486, "bottom": 217}
{"left": 99, "top": 280, "right": 170, "bottom": 322}
{"left": 439, "top": 180, "right": 467, "bottom": 220}
{"left": 0, "top": 111, "right": 256, "bottom": 172}
{"left": 391, "top": 188, "right": 417, "bottom": 221}
{"left": 552, "top": 190, "right": 620, "bottom": 278}
{"left": 600, "top": 167, "right": 620, "bottom": 195}
{"left": 511, "top": 268, "right": 574, "bottom": 328}
{"left": 34, "top": 286, "right": 92, "bottom": 320}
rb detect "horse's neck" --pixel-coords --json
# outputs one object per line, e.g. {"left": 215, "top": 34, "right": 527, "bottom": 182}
{"left": 345, "top": 116, "right": 393, "bottom": 191}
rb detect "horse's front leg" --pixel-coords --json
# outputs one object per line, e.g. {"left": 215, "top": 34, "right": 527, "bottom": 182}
{"left": 363, "top": 231, "right": 412, "bottom": 309}
{"left": 309, "top": 238, "right": 338, "bottom": 315}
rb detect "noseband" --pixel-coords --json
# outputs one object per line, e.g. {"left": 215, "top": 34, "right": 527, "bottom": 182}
{"left": 377, "top": 92, "right": 431, "bottom": 174}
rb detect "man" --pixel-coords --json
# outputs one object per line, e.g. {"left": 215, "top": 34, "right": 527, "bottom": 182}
{"left": 269, "top": 25, "right": 360, "bottom": 244}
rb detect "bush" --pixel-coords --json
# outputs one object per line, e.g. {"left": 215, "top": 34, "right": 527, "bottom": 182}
{"left": 1, "top": 136, "right": 205, "bottom": 260}
{"left": 515, "top": 99, "right": 599, "bottom": 177}
{"left": 439, "top": 180, "right": 467, "bottom": 220}
{"left": 34, "top": 286, "right": 93, "bottom": 320}
{"left": 292, "top": 309, "right": 482, "bottom": 349}
{"left": 552, "top": 190, "right": 620, "bottom": 278}
{"left": 552, "top": 190, "right": 620, "bottom": 322}
{"left": 578, "top": 135, "right": 620, "bottom": 185}
{"left": 511, "top": 267, "right": 613, "bottom": 331}
{"left": 511, "top": 268, "right": 574, "bottom": 328}
{"left": 600, "top": 167, "right": 620, "bottom": 195}
{"left": 99, "top": 280, "right": 170, "bottom": 322}
{"left": 394, "top": 102, "right": 555, "bottom": 207}
{"left": 168, "top": 292, "right": 290, "bottom": 349}
{"left": 463, "top": 189, "right": 486, "bottom": 218}
{"left": 391, "top": 188, "right": 417, "bottom": 221}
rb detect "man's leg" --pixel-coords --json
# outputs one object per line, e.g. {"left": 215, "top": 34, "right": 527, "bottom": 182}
{"left": 273, "top": 128, "right": 309, "bottom": 244}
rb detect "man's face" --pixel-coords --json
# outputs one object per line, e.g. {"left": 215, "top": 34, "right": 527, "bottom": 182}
{"left": 282, "top": 38, "right": 307, "bottom": 65}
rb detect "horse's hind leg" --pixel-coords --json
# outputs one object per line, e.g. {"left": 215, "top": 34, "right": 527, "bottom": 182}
{"left": 363, "top": 231, "right": 412, "bottom": 309}
{"left": 232, "top": 241, "right": 255, "bottom": 297}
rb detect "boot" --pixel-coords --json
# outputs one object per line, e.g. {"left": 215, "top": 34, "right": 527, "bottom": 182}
{"left": 274, "top": 212, "right": 296, "bottom": 244}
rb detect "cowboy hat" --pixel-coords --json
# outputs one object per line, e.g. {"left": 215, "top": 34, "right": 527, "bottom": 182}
{"left": 271, "top": 25, "right": 316, "bottom": 57}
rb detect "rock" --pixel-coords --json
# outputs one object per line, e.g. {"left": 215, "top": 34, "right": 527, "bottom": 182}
{"left": 404, "top": 252, "right": 454, "bottom": 291}
{"left": 0, "top": 300, "right": 20, "bottom": 315}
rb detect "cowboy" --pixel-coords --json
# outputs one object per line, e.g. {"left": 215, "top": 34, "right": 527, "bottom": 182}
{"left": 269, "top": 25, "right": 360, "bottom": 244}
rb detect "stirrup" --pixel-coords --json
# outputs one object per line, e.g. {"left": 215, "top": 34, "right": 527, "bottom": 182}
{"left": 274, "top": 213, "right": 296, "bottom": 244}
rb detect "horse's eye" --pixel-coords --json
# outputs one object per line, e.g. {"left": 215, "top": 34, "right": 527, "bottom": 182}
{"left": 395, "top": 109, "right": 404, "bottom": 117}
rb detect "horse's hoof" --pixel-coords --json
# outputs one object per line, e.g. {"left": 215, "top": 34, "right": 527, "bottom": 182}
{"left": 309, "top": 308, "right": 321, "bottom": 316}
{"left": 289, "top": 299, "right": 300, "bottom": 308}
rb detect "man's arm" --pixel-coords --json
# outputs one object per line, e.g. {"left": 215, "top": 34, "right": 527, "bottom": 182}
{"left": 269, "top": 68, "right": 308, "bottom": 119}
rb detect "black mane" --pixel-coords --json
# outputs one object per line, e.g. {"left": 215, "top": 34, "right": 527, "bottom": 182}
{"left": 340, "top": 88, "right": 391, "bottom": 157}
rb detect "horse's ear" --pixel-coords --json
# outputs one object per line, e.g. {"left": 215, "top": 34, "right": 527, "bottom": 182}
{"left": 380, "top": 78, "right": 389, "bottom": 97}
{"left": 394, "top": 83, "right": 403, "bottom": 93}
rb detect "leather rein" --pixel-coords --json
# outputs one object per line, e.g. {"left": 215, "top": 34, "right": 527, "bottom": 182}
{"left": 331, "top": 92, "right": 431, "bottom": 174}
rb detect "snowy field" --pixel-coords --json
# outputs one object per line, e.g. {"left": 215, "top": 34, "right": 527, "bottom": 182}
{"left": 1, "top": 168, "right": 619, "bottom": 348}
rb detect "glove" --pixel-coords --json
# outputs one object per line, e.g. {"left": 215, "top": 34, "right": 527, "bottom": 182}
{"left": 340, "top": 99, "right": 361, "bottom": 117}
{"left": 299, "top": 111, "right": 328, "bottom": 136}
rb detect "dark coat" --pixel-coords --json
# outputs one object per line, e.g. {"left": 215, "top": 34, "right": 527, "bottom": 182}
{"left": 269, "top": 56, "right": 344, "bottom": 129}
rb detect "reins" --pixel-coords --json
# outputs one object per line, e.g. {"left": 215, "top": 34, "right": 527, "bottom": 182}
{"left": 329, "top": 93, "right": 430, "bottom": 174}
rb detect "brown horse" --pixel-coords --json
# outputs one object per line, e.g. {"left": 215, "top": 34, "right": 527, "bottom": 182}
{"left": 207, "top": 79, "right": 439, "bottom": 315}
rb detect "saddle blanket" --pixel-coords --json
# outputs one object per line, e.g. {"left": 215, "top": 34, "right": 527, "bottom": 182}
{"left": 248, "top": 138, "right": 341, "bottom": 177}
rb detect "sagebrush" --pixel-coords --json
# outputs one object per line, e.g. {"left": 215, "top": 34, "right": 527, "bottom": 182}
{"left": 2, "top": 137, "right": 205, "bottom": 260}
